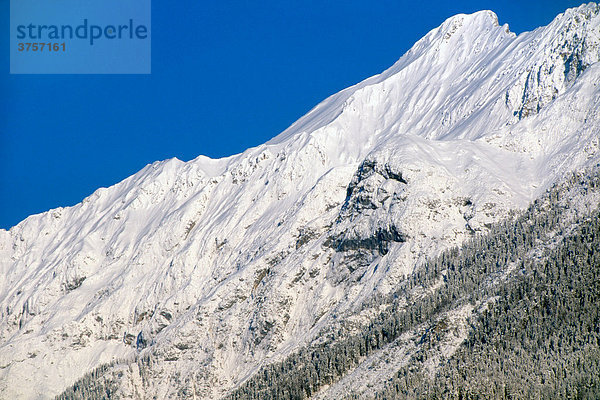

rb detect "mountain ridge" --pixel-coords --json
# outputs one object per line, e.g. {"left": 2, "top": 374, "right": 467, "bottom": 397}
{"left": 1, "top": 4, "right": 600, "bottom": 399}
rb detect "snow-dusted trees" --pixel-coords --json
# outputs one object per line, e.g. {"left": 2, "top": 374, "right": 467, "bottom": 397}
{"left": 375, "top": 203, "right": 600, "bottom": 399}
{"left": 55, "top": 363, "right": 118, "bottom": 400}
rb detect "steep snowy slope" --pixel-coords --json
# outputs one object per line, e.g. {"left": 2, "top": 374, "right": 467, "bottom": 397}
{"left": 1, "top": 4, "right": 600, "bottom": 399}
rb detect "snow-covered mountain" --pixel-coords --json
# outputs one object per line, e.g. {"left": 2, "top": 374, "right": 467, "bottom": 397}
{"left": 1, "top": 4, "right": 600, "bottom": 399}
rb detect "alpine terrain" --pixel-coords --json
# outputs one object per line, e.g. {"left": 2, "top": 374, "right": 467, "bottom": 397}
{"left": 1, "top": 4, "right": 600, "bottom": 399}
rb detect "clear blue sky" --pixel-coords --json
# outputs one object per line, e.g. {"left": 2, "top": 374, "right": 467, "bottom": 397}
{"left": 0, "top": 0, "right": 586, "bottom": 229}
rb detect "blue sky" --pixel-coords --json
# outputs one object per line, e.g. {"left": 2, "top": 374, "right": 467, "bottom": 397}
{"left": 0, "top": 0, "right": 586, "bottom": 229}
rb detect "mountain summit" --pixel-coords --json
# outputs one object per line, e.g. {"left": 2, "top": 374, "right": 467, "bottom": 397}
{"left": 1, "top": 4, "right": 600, "bottom": 399}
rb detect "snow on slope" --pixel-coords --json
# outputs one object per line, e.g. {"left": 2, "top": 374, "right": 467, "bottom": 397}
{"left": 1, "top": 4, "right": 599, "bottom": 399}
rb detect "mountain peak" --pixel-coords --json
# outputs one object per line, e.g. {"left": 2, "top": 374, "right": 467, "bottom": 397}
{"left": 441, "top": 10, "right": 500, "bottom": 30}
{"left": 431, "top": 10, "right": 510, "bottom": 46}
{"left": 563, "top": 2, "right": 599, "bottom": 18}
{"left": 547, "top": 2, "right": 599, "bottom": 32}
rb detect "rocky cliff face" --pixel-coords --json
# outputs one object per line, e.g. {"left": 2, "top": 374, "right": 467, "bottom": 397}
{"left": 1, "top": 4, "right": 600, "bottom": 399}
